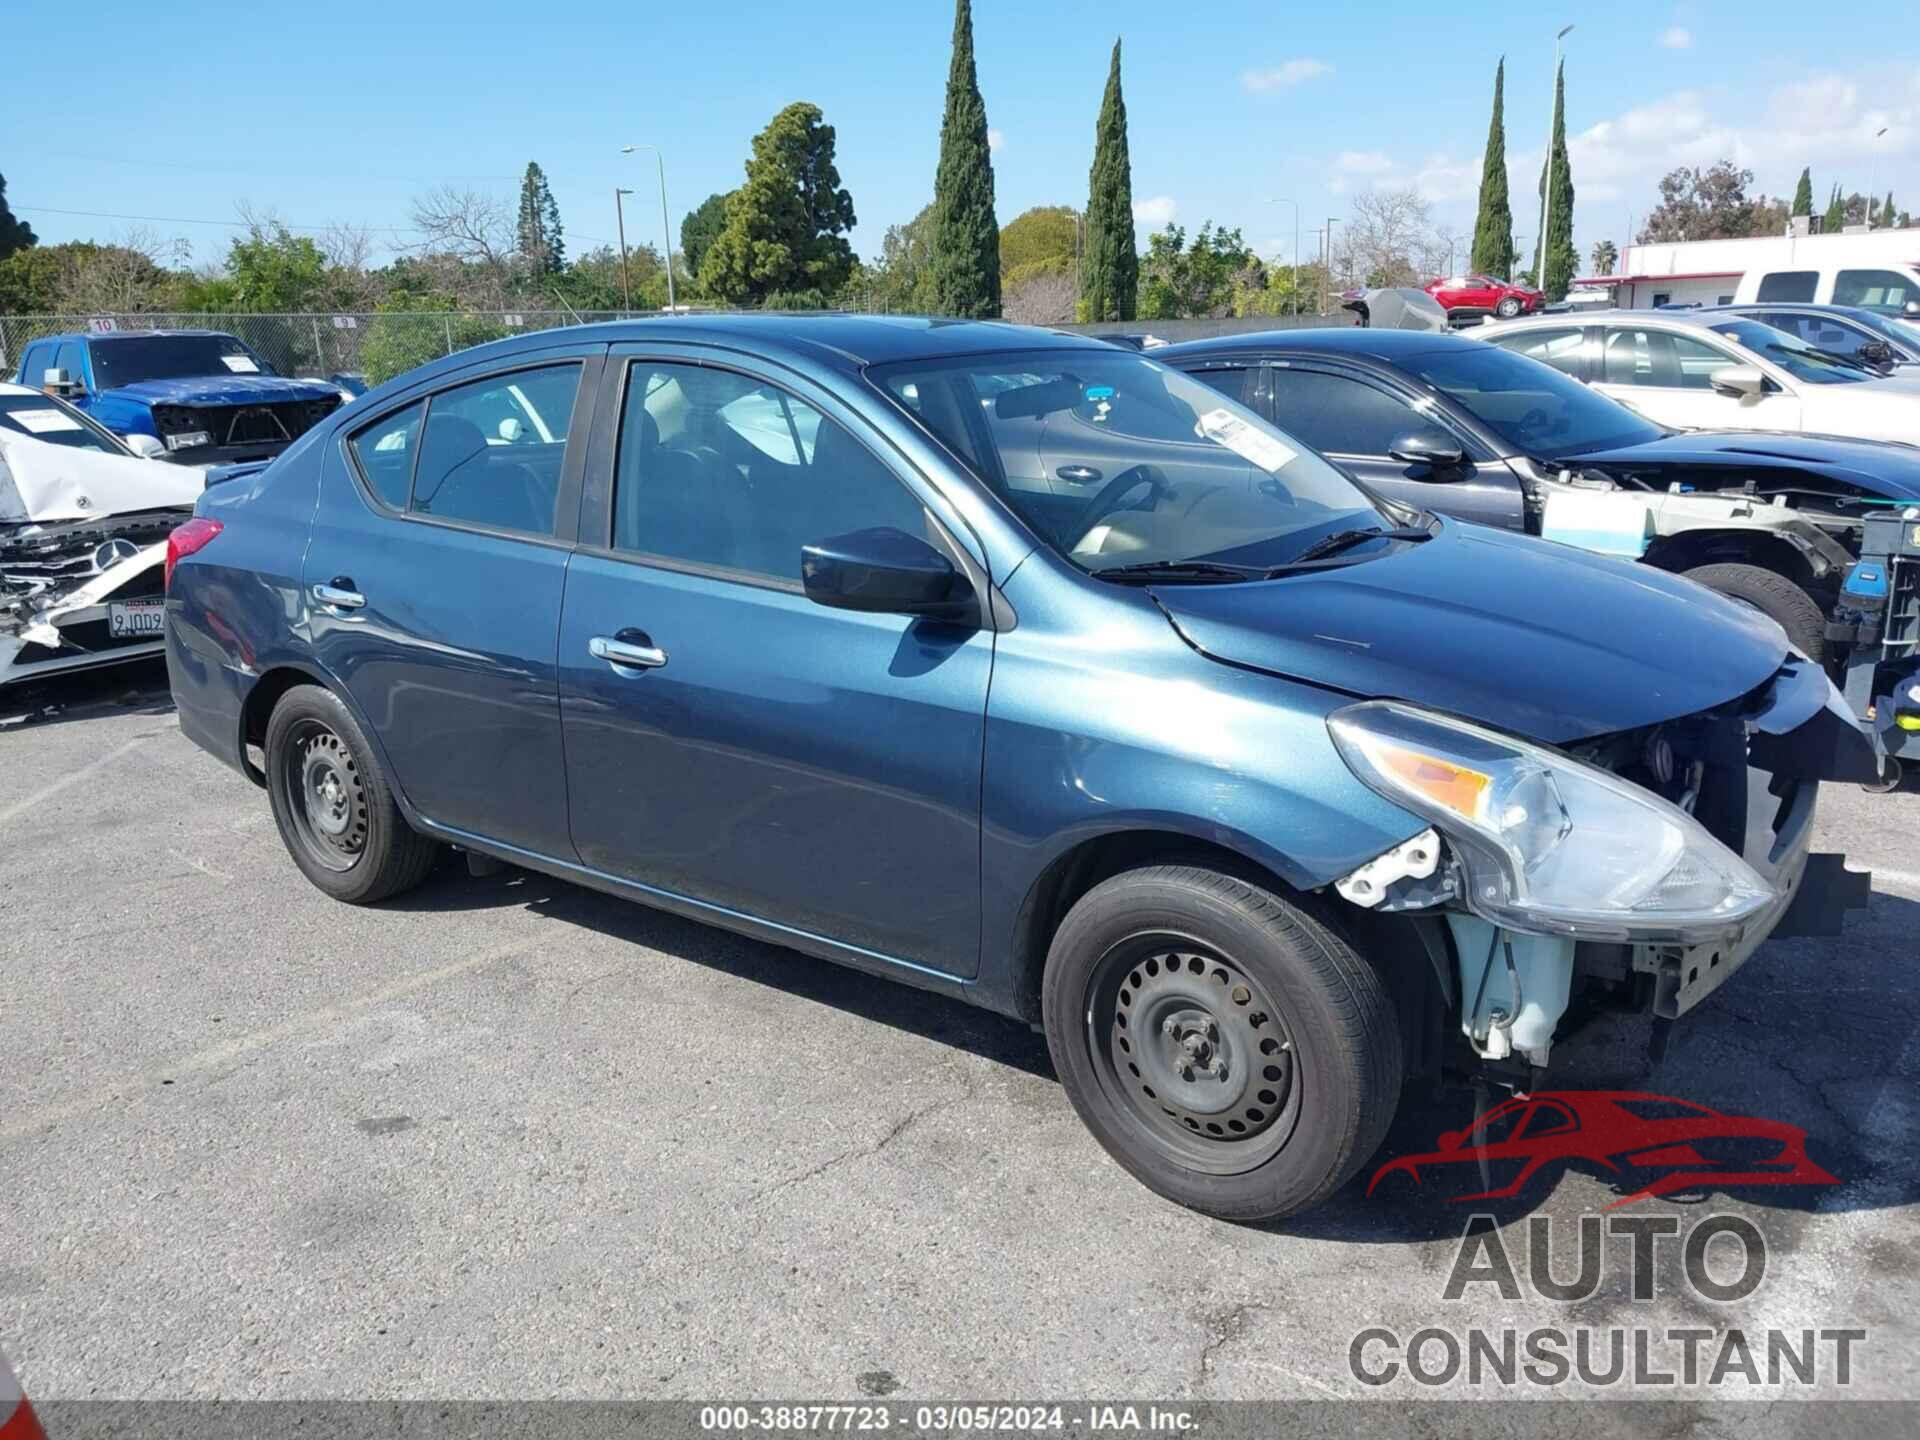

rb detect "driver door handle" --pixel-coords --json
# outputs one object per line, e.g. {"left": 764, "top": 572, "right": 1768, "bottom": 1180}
{"left": 311, "top": 581, "right": 365, "bottom": 611}
{"left": 590, "top": 634, "right": 669, "bottom": 671}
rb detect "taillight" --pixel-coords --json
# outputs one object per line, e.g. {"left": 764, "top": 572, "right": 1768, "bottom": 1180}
{"left": 165, "top": 517, "right": 224, "bottom": 592}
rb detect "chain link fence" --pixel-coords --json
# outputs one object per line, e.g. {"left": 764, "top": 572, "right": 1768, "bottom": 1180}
{"left": 0, "top": 309, "right": 1344, "bottom": 389}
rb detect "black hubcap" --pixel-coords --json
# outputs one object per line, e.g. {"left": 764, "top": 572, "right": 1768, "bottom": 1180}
{"left": 281, "top": 719, "right": 367, "bottom": 871}
{"left": 1090, "top": 939, "right": 1301, "bottom": 1173}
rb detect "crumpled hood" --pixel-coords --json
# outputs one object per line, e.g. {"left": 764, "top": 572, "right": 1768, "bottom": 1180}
{"left": 0, "top": 430, "right": 204, "bottom": 523}
{"left": 106, "top": 373, "right": 340, "bottom": 407}
{"left": 1152, "top": 522, "right": 1789, "bottom": 744}
{"left": 1574, "top": 429, "right": 1920, "bottom": 498}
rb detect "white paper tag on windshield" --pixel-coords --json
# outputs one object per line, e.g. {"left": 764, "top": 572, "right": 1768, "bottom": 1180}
{"left": 221, "top": 354, "right": 260, "bottom": 373}
{"left": 9, "top": 407, "right": 83, "bottom": 434}
{"left": 1195, "top": 407, "right": 1296, "bottom": 473}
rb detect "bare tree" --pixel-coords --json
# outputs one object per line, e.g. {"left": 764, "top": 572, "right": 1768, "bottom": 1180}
{"left": 1338, "top": 187, "right": 1442, "bottom": 288}
{"left": 55, "top": 226, "right": 188, "bottom": 313}
{"left": 1003, "top": 265, "right": 1078, "bottom": 325}
{"left": 409, "top": 186, "right": 511, "bottom": 270}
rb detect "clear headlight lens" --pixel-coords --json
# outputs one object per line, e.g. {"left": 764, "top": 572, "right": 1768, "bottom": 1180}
{"left": 1329, "top": 701, "right": 1775, "bottom": 941}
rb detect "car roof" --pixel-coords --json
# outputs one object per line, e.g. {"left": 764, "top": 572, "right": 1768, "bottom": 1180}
{"left": 1154, "top": 325, "right": 1491, "bottom": 365}
{"left": 30, "top": 328, "right": 243, "bottom": 345}
{"left": 425, "top": 314, "right": 1110, "bottom": 378}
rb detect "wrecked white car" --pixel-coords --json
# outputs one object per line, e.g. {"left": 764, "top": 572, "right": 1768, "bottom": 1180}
{"left": 1, "top": 383, "right": 204, "bottom": 686}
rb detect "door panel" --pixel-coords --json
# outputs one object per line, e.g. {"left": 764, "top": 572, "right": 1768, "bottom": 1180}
{"left": 558, "top": 355, "right": 991, "bottom": 976}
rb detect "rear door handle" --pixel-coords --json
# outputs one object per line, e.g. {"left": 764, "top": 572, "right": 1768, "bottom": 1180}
{"left": 311, "top": 581, "right": 365, "bottom": 610}
{"left": 590, "top": 634, "right": 668, "bottom": 671}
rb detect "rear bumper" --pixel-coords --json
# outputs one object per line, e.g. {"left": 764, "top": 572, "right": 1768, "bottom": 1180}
{"left": 165, "top": 612, "right": 251, "bottom": 777}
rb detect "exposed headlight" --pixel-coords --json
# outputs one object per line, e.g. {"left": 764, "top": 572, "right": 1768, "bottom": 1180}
{"left": 164, "top": 431, "right": 212, "bottom": 452}
{"left": 1329, "top": 701, "right": 1774, "bottom": 942}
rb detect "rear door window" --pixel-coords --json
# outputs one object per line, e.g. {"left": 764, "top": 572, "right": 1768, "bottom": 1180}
{"left": 1602, "top": 328, "right": 1739, "bottom": 388}
{"left": 1494, "top": 326, "right": 1587, "bottom": 378}
{"left": 409, "top": 364, "right": 581, "bottom": 535}
{"left": 1755, "top": 271, "right": 1818, "bottom": 303}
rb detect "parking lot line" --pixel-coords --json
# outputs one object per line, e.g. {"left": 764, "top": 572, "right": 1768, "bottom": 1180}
{"left": 0, "top": 937, "right": 542, "bottom": 1145}
{"left": 0, "top": 732, "right": 163, "bottom": 829}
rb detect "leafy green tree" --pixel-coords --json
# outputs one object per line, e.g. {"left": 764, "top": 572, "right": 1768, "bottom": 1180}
{"left": 224, "top": 221, "right": 328, "bottom": 310}
{"left": 678, "top": 192, "right": 731, "bottom": 287}
{"left": 700, "top": 102, "right": 857, "bottom": 306}
{"left": 1000, "top": 205, "right": 1077, "bottom": 279}
{"left": 1822, "top": 184, "right": 1845, "bottom": 233}
{"left": 516, "top": 162, "right": 564, "bottom": 273}
{"left": 1137, "top": 223, "right": 1261, "bottom": 319}
{"left": 0, "top": 245, "right": 62, "bottom": 312}
{"left": 864, "top": 203, "right": 938, "bottom": 312}
{"left": 361, "top": 294, "right": 508, "bottom": 385}
{"left": 0, "top": 172, "right": 34, "bottom": 261}
{"left": 554, "top": 243, "right": 669, "bottom": 312}
{"left": 929, "top": 0, "right": 1000, "bottom": 317}
{"left": 1469, "top": 60, "right": 1514, "bottom": 279}
{"left": 1081, "top": 38, "right": 1136, "bottom": 322}
{"left": 1637, "top": 162, "right": 1758, "bottom": 242}
{"left": 1530, "top": 60, "right": 1576, "bottom": 300}
{"left": 1791, "top": 168, "right": 1814, "bottom": 217}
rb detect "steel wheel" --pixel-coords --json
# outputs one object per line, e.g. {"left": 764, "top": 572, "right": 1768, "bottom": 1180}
{"left": 279, "top": 717, "right": 368, "bottom": 872}
{"left": 1087, "top": 934, "right": 1303, "bottom": 1175}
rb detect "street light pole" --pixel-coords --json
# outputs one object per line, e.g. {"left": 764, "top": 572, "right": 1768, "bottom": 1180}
{"left": 614, "top": 188, "right": 634, "bottom": 312}
{"left": 1535, "top": 24, "right": 1575, "bottom": 292}
{"left": 1269, "top": 199, "right": 1300, "bottom": 315}
{"left": 621, "top": 144, "right": 676, "bottom": 311}
{"left": 1867, "top": 126, "right": 1891, "bottom": 230}
{"left": 1324, "top": 217, "right": 1339, "bottom": 313}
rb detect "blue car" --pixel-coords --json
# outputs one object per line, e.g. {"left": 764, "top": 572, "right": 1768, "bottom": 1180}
{"left": 164, "top": 317, "right": 1876, "bottom": 1220}
{"left": 13, "top": 329, "right": 345, "bottom": 464}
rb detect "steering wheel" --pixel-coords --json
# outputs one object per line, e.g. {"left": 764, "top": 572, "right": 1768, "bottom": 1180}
{"left": 1513, "top": 406, "right": 1555, "bottom": 439}
{"left": 1067, "top": 464, "right": 1172, "bottom": 550}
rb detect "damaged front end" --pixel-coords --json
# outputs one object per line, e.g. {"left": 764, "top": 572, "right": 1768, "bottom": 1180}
{"left": 1, "top": 510, "right": 180, "bottom": 685}
{"left": 1327, "top": 658, "right": 1875, "bottom": 1081}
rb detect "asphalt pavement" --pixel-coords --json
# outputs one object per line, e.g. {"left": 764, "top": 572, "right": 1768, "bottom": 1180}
{"left": 2, "top": 660, "right": 1916, "bottom": 1411}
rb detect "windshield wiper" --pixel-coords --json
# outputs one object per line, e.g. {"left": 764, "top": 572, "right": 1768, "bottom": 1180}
{"left": 1266, "top": 525, "right": 1433, "bottom": 574}
{"left": 1090, "top": 559, "right": 1262, "bottom": 584}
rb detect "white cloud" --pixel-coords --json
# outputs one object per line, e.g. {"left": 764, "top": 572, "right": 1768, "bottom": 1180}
{"left": 1335, "top": 150, "right": 1394, "bottom": 175}
{"left": 1659, "top": 26, "right": 1692, "bottom": 49}
{"left": 1242, "top": 59, "right": 1332, "bottom": 93}
{"left": 987, "top": 128, "right": 1004, "bottom": 152}
{"left": 1133, "top": 195, "right": 1178, "bottom": 226}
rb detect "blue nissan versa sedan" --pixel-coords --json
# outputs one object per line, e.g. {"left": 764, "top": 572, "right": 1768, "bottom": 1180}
{"left": 164, "top": 316, "right": 1877, "bottom": 1220}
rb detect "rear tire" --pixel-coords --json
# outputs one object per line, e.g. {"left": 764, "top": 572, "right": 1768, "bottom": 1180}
{"left": 1495, "top": 297, "right": 1523, "bottom": 318}
{"left": 1684, "top": 562, "right": 1827, "bottom": 662}
{"left": 1041, "top": 865, "right": 1402, "bottom": 1222}
{"left": 264, "top": 684, "right": 438, "bottom": 904}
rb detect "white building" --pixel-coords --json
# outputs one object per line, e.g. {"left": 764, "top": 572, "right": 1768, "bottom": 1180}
{"left": 1578, "top": 224, "right": 1920, "bottom": 311}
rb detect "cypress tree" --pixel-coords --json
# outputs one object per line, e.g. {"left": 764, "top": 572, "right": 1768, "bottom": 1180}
{"left": 1081, "top": 38, "right": 1137, "bottom": 322}
{"left": 1469, "top": 60, "right": 1514, "bottom": 278}
{"left": 1822, "top": 184, "right": 1845, "bottom": 234}
{"left": 929, "top": 0, "right": 1001, "bottom": 317}
{"left": 1791, "top": 167, "right": 1813, "bottom": 218}
{"left": 1531, "top": 60, "right": 1576, "bottom": 300}
{"left": 516, "top": 162, "right": 564, "bottom": 273}
{"left": 1883, "top": 190, "right": 1896, "bottom": 229}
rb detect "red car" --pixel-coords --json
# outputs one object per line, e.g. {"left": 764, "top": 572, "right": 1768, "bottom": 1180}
{"left": 1367, "top": 1091, "right": 1837, "bottom": 1208}
{"left": 1, "top": 1351, "right": 45, "bottom": 1440}
{"left": 1424, "top": 273, "right": 1544, "bottom": 320}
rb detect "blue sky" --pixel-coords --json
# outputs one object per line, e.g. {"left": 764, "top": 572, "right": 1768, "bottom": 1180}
{"left": 7, "top": 1, "right": 1919, "bottom": 278}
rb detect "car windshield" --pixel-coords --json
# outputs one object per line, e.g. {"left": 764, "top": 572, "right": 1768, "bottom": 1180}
{"left": 0, "top": 392, "right": 127, "bottom": 453}
{"left": 1402, "top": 342, "right": 1666, "bottom": 459}
{"left": 1705, "top": 320, "right": 1872, "bottom": 385}
{"left": 89, "top": 334, "right": 276, "bottom": 389}
{"left": 871, "top": 348, "right": 1387, "bottom": 573}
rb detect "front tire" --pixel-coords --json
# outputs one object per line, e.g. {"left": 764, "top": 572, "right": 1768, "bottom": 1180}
{"left": 1495, "top": 296, "right": 1523, "bottom": 318}
{"left": 264, "top": 684, "right": 438, "bottom": 904}
{"left": 1684, "top": 562, "right": 1827, "bottom": 662}
{"left": 1041, "top": 865, "right": 1403, "bottom": 1221}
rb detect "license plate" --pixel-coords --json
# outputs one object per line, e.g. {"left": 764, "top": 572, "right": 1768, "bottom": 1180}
{"left": 108, "top": 599, "right": 166, "bottom": 639}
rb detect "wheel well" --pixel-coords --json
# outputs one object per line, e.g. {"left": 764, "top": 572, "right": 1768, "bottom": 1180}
{"left": 1007, "top": 831, "right": 1292, "bottom": 1025}
{"left": 238, "top": 665, "right": 327, "bottom": 785}
{"left": 1643, "top": 529, "right": 1820, "bottom": 591}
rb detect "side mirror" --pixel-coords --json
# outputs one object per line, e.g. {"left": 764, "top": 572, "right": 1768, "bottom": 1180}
{"left": 123, "top": 433, "right": 167, "bottom": 460}
{"left": 801, "top": 526, "right": 976, "bottom": 622}
{"left": 1710, "top": 364, "right": 1767, "bottom": 398}
{"left": 1860, "top": 340, "right": 1896, "bottom": 366}
{"left": 42, "top": 367, "right": 80, "bottom": 397}
{"left": 1387, "top": 430, "right": 1467, "bottom": 470}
